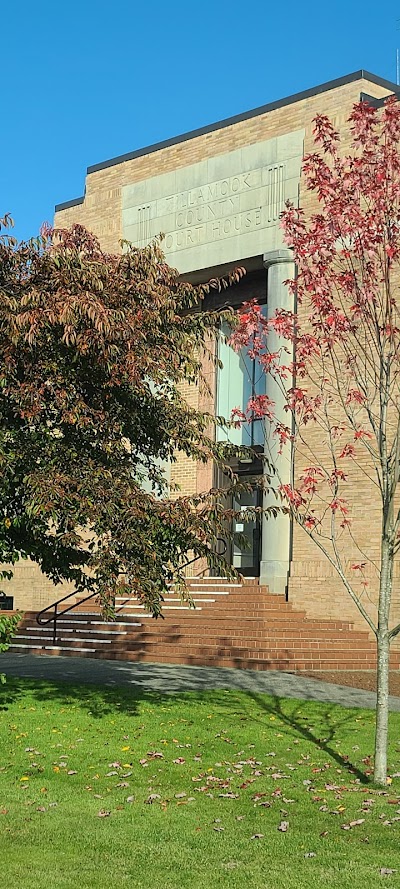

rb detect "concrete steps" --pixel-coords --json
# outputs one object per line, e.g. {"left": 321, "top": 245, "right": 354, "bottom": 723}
{"left": 11, "top": 577, "right": 395, "bottom": 674}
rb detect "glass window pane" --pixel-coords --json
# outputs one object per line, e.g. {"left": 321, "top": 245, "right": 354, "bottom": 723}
{"left": 216, "top": 317, "right": 266, "bottom": 446}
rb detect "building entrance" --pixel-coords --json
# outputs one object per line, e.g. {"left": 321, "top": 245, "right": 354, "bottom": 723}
{"left": 231, "top": 487, "right": 261, "bottom": 576}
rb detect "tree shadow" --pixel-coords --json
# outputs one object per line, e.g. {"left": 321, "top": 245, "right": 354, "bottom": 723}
{"left": 214, "top": 688, "right": 371, "bottom": 783}
{"left": 0, "top": 675, "right": 166, "bottom": 719}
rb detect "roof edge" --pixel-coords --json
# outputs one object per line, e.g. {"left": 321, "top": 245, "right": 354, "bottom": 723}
{"left": 55, "top": 69, "right": 399, "bottom": 212}
{"left": 55, "top": 196, "right": 85, "bottom": 213}
{"left": 86, "top": 70, "right": 398, "bottom": 176}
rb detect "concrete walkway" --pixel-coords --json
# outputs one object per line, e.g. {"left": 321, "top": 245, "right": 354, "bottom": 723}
{"left": 2, "top": 651, "right": 400, "bottom": 711}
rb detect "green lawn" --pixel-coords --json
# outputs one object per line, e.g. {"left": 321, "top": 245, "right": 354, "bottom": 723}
{"left": 0, "top": 678, "right": 400, "bottom": 888}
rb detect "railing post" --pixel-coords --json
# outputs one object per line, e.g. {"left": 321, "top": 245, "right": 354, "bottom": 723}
{"left": 53, "top": 604, "right": 58, "bottom": 647}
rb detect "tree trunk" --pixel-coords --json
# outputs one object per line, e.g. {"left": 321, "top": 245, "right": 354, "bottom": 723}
{"left": 374, "top": 630, "right": 390, "bottom": 785}
{"left": 374, "top": 538, "right": 393, "bottom": 785}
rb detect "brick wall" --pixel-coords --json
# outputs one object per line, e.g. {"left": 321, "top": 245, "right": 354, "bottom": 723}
{"left": 1, "top": 561, "right": 75, "bottom": 614}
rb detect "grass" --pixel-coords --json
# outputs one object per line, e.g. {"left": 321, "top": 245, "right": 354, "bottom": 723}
{"left": 0, "top": 678, "right": 400, "bottom": 888}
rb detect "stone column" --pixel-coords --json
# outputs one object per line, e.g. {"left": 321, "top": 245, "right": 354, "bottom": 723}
{"left": 260, "top": 249, "right": 295, "bottom": 594}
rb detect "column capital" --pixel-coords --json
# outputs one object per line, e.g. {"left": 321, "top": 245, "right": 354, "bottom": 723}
{"left": 263, "top": 248, "right": 294, "bottom": 269}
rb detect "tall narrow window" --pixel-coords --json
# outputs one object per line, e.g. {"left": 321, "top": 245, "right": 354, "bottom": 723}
{"left": 216, "top": 315, "right": 266, "bottom": 447}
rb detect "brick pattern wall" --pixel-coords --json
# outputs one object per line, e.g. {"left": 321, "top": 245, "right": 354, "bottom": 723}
{"left": 1, "top": 561, "right": 75, "bottom": 613}
{"left": 170, "top": 378, "right": 199, "bottom": 497}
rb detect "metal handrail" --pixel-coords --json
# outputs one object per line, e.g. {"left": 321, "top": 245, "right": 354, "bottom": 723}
{"left": 36, "top": 537, "right": 228, "bottom": 645}
{"left": 37, "top": 588, "right": 99, "bottom": 646}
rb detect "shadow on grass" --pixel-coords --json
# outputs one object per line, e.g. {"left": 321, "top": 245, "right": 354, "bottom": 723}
{"left": 0, "top": 676, "right": 162, "bottom": 719}
{"left": 216, "top": 689, "right": 371, "bottom": 783}
{"left": 0, "top": 675, "right": 371, "bottom": 782}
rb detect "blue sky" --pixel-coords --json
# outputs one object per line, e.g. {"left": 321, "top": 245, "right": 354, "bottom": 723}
{"left": 2, "top": 0, "right": 400, "bottom": 243}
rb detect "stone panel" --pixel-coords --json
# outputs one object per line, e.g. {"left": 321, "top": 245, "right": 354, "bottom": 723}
{"left": 122, "top": 132, "right": 304, "bottom": 273}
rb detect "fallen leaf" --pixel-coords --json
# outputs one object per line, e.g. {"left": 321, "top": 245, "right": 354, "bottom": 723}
{"left": 341, "top": 819, "right": 365, "bottom": 830}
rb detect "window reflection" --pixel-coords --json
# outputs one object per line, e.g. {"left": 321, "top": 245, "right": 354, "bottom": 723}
{"left": 216, "top": 313, "right": 266, "bottom": 447}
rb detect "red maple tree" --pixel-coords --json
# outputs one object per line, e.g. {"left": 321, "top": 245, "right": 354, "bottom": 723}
{"left": 231, "top": 96, "right": 400, "bottom": 784}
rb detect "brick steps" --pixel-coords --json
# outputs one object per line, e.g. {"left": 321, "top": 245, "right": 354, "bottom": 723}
{"left": 13, "top": 633, "right": 379, "bottom": 656}
{"left": 10, "top": 645, "right": 398, "bottom": 675}
{"left": 8, "top": 645, "right": 293, "bottom": 670}
{"left": 21, "top": 615, "right": 365, "bottom": 638}
{"left": 13, "top": 577, "right": 386, "bottom": 674}
{"left": 50, "top": 608, "right": 358, "bottom": 631}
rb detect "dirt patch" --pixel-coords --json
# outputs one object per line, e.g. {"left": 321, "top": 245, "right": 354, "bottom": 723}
{"left": 302, "top": 670, "right": 400, "bottom": 696}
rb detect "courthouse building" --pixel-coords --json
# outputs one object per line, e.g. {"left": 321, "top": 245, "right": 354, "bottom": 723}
{"left": 8, "top": 70, "right": 400, "bottom": 646}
